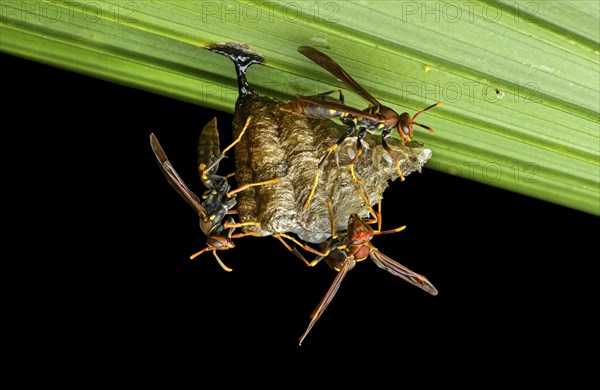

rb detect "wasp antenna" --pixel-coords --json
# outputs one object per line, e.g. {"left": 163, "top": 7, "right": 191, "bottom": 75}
{"left": 374, "top": 225, "right": 407, "bottom": 236}
{"left": 212, "top": 250, "right": 233, "bottom": 272}
{"left": 413, "top": 122, "right": 436, "bottom": 135}
{"left": 412, "top": 101, "right": 444, "bottom": 121}
{"left": 189, "top": 248, "right": 208, "bottom": 260}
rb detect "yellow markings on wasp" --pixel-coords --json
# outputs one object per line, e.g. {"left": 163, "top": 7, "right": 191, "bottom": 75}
{"left": 210, "top": 215, "right": 216, "bottom": 221}
{"left": 329, "top": 109, "right": 337, "bottom": 116}
{"left": 303, "top": 169, "right": 320, "bottom": 210}
{"left": 353, "top": 176, "right": 377, "bottom": 218}
{"left": 350, "top": 164, "right": 362, "bottom": 185}
{"left": 326, "top": 143, "right": 339, "bottom": 153}
{"left": 199, "top": 163, "right": 209, "bottom": 180}
{"left": 396, "top": 163, "right": 405, "bottom": 181}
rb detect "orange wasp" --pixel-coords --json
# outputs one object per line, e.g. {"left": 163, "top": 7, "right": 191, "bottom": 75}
{"left": 277, "top": 200, "right": 438, "bottom": 344}
{"left": 281, "top": 46, "right": 443, "bottom": 209}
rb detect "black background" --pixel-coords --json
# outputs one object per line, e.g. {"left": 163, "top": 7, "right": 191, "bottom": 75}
{"left": 5, "top": 51, "right": 597, "bottom": 368}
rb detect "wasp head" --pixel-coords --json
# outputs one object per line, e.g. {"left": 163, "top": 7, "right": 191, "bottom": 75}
{"left": 398, "top": 112, "right": 415, "bottom": 142}
{"left": 347, "top": 214, "right": 374, "bottom": 246}
{"left": 398, "top": 102, "right": 444, "bottom": 143}
{"left": 206, "top": 234, "right": 235, "bottom": 251}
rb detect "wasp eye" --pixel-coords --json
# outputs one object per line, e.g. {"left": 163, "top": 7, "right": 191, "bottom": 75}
{"left": 401, "top": 123, "right": 411, "bottom": 136}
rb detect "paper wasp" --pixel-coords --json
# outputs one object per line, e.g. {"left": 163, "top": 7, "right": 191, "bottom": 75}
{"left": 276, "top": 200, "right": 438, "bottom": 345}
{"left": 150, "top": 116, "right": 279, "bottom": 271}
{"left": 281, "top": 46, "right": 443, "bottom": 209}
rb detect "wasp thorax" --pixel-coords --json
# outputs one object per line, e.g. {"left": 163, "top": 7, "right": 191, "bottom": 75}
{"left": 376, "top": 106, "right": 400, "bottom": 128}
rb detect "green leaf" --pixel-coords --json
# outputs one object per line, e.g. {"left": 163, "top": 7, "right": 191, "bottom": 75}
{"left": 1, "top": 0, "right": 598, "bottom": 215}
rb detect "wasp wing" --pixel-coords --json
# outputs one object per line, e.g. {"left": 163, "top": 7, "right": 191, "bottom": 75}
{"left": 370, "top": 250, "right": 438, "bottom": 296}
{"left": 197, "top": 117, "right": 225, "bottom": 174}
{"left": 299, "top": 257, "right": 352, "bottom": 345}
{"left": 150, "top": 133, "right": 207, "bottom": 219}
{"left": 298, "top": 46, "right": 381, "bottom": 108}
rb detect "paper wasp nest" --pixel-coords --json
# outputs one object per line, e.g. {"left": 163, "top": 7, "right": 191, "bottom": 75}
{"left": 209, "top": 43, "right": 431, "bottom": 243}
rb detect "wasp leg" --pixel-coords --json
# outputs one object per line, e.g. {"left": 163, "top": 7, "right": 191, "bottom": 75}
{"left": 348, "top": 128, "right": 369, "bottom": 186}
{"left": 326, "top": 200, "right": 338, "bottom": 239}
{"left": 223, "top": 220, "right": 261, "bottom": 228}
{"left": 351, "top": 184, "right": 378, "bottom": 224}
{"left": 370, "top": 199, "right": 406, "bottom": 236}
{"left": 273, "top": 235, "right": 321, "bottom": 267}
{"left": 202, "top": 115, "right": 253, "bottom": 175}
{"left": 222, "top": 115, "right": 252, "bottom": 155}
{"left": 381, "top": 133, "right": 406, "bottom": 181}
{"left": 226, "top": 177, "right": 280, "bottom": 198}
{"left": 376, "top": 197, "right": 382, "bottom": 232}
{"left": 231, "top": 231, "right": 263, "bottom": 239}
{"left": 304, "top": 126, "right": 357, "bottom": 209}
{"left": 280, "top": 200, "right": 344, "bottom": 268}
{"left": 274, "top": 234, "right": 330, "bottom": 267}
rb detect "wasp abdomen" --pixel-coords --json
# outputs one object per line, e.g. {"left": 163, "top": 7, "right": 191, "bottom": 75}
{"left": 280, "top": 99, "right": 346, "bottom": 120}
